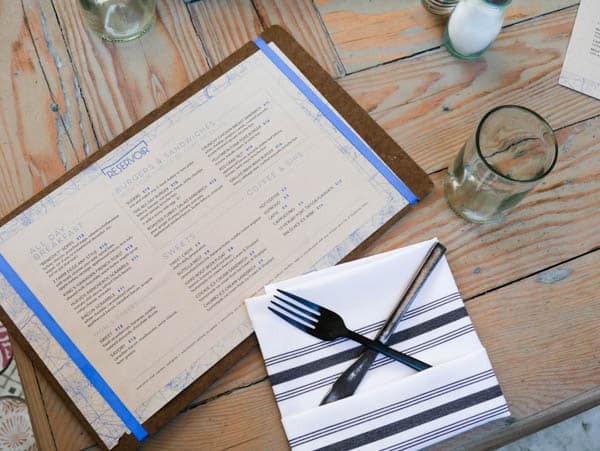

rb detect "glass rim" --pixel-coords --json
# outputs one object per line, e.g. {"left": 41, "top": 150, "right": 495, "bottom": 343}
{"left": 475, "top": 105, "right": 558, "bottom": 183}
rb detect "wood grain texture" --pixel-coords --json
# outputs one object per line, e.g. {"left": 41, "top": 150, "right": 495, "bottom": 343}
{"left": 126, "top": 249, "right": 600, "bottom": 449}
{"left": 361, "top": 115, "right": 600, "bottom": 300}
{"left": 36, "top": 111, "right": 600, "bottom": 450}
{"left": 474, "top": 253, "right": 600, "bottom": 412}
{"left": 141, "top": 381, "right": 286, "bottom": 451}
{"left": 339, "top": 6, "right": 600, "bottom": 174}
{"left": 188, "top": 346, "right": 266, "bottom": 406}
{"left": 22, "top": 0, "right": 97, "bottom": 162}
{"left": 430, "top": 385, "right": 600, "bottom": 450}
{"left": 5, "top": 2, "right": 599, "bottom": 449}
{"left": 52, "top": 0, "right": 210, "bottom": 145}
{"left": 187, "top": 0, "right": 262, "bottom": 67}
{"left": 315, "top": 0, "right": 579, "bottom": 72}
{"left": 431, "top": 250, "right": 600, "bottom": 449}
{"left": 163, "top": 109, "right": 600, "bottom": 417}
{"left": 0, "top": 0, "right": 88, "bottom": 217}
{"left": 12, "top": 340, "right": 58, "bottom": 451}
{"left": 38, "top": 368, "right": 97, "bottom": 451}
{"left": 253, "top": 0, "right": 345, "bottom": 78}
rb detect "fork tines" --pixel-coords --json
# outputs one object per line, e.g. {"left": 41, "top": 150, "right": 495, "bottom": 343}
{"left": 268, "top": 289, "right": 321, "bottom": 332}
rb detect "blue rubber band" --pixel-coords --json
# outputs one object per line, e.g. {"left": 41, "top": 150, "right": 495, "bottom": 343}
{"left": 254, "top": 37, "right": 419, "bottom": 205}
{"left": 0, "top": 254, "right": 148, "bottom": 442}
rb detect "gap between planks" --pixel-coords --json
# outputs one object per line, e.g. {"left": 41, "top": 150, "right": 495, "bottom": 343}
{"left": 340, "top": 1, "right": 580, "bottom": 78}
{"left": 189, "top": 108, "right": 600, "bottom": 407}
{"left": 185, "top": 248, "right": 600, "bottom": 412}
{"left": 141, "top": 248, "right": 600, "bottom": 449}
{"left": 9, "top": 1, "right": 596, "bottom": 446}
{"left": 429, "top": 385, "right": 600, "bottom": 450}
{"left": 315, "top": 0, "right": 580, "bottom": 74}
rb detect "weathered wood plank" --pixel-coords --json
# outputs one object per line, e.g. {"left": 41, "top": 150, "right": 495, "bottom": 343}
{"left": 142, "top": 381, "right": 286, "bottom": 451}
{"left": 253, "top": 0, "right": 345, "bottom": 78}
{"left": 430, "top": 250, "right": 600, "bottom": 449}
{"left": 0, "top": 0, "right": 87, "bottom": 217}
{"left": 189, "top": 111, "right": 600, "bottom": 406}
{"left": 187, "top": 0, "right": 262, "bottom": 67}
{"left": 1, "top": 2, "right": 98, "bottom": 447}
{"left": 339, "top": 6, "right": 600, "bottom": 174}
{"left": 37, "top": 367, "right": 97, "bottom": 451}
{"left": 13, "top": 3, "right": 599, "bottom": 449}
{"left": 52, "top": 0, "right": 210, "bottom": 145}
{"left": 157, "top": 108, "right": 600, "bottom": 415}
{"left": 430, "top": 386, "right": 600, "bottom": 450}
{"left": 22, "top": 0, "right": 97, "bottom": 161}
{"left": 315, "top": 0, "right": 579, "bottom": 72}
{"left": 18, "top": 2, "right": 211, "bottom": 447}
{"left": 37, "top": 111, "right": 600, "bottom": 449}
{"left": 12, "top": 340, "right": 58, "bottom": 451}
{"left": 469, "top": 252, "right": 600, "bottom": 418}
{"left": 189, "top": 346, "right": 265, "bottom": 405}
{"left": 155, "top": 0, "right": 211, "bottom": 82}
{"left": 136, "top": 249, "right": 600, "bottom": 449}
{"left": 362, "top": 116, "right": 600, "bottom": 300}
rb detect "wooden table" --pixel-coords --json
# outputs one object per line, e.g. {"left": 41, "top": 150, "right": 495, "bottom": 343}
{"left": 2, "top": 0, "right": 599, "bottom": 449}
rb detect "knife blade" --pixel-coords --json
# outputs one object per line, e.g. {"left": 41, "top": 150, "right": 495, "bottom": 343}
{"left": 320, "top": 241, "right": 446, "bottom": 405}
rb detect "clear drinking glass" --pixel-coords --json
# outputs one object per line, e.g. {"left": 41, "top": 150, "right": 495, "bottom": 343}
{"left": 444, "top": 105, "right": 558, "bottom": 224}
{"left": 79, "top": 0, "right": 157, "bottom": 42}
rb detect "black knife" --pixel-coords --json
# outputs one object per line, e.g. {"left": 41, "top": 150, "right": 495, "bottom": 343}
{"left": 320, "top": 241, "right": 446, "bottom": 405}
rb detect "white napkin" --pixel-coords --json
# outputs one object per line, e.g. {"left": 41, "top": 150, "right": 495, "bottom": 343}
{"left": 245, "top": 239, "right": 510, "bottom": 450}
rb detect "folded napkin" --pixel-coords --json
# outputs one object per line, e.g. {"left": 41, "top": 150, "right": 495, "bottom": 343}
{"left": 245, "top": 239, "right": 510, "bottom": 450}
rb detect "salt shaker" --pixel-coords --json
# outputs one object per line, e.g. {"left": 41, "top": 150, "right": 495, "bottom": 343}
{"left": 443, "top": 0, "right": 511, "bottom": 60}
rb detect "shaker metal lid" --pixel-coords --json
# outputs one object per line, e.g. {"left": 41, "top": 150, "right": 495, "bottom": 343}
{"left": 485, "top": 0, "right": 512, "bottom": 5}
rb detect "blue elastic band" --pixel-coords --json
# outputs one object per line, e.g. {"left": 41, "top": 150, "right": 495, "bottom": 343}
{"left": 254, "top": 37, "right": 418, "bottom": 205}
{"left": 0, "top": 254, "right": 148, "bottom": 442}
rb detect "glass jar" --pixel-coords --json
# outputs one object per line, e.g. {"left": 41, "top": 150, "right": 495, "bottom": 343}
{"left": 443, "top": 0, "right": 511, "bottom": 60}
{"left": 79, "top": 0, "right": 157, "bottom": 42}
{"left": 444, "top": 105, "right": 557, "bottom": 224}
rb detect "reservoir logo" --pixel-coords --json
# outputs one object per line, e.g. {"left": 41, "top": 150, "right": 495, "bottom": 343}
{"left": 101, "top": 140, "right": 149, "bottom": 178}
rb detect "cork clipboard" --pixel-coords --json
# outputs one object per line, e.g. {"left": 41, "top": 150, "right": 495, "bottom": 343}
{"left": 0, "top": 26, "right": 432, "bottom": 450}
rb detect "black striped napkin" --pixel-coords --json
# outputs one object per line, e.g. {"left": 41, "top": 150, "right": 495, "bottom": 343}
{"left": 245, "top": 239, "right": 510, "bottom": 450}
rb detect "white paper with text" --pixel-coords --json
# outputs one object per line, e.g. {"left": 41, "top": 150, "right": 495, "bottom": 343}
{"left": 0, "top": 44, "right": 410, "bottom": 448}
{"left": 559, "top": 0, "right": 600, "bottom": 100}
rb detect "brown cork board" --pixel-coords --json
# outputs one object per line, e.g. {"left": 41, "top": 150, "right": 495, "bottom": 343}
{"left": 0, "top": 26, "right": 432, "bottom": 450}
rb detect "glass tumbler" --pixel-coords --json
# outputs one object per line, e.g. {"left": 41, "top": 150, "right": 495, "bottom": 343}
{"left": 444, "top": 105, "right": 558, "bottom": 224}
{"left": 79, "top": 0, "right": 157, "bottom": 42}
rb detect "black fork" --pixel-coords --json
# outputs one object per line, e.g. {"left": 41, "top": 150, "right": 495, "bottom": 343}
{"left": 268, "top": 289, "right": 431, "bottom": 371}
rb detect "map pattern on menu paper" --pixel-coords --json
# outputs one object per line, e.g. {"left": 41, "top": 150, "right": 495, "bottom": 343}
{"left": 0, "top": 44, "right": 409, "bottom": 448}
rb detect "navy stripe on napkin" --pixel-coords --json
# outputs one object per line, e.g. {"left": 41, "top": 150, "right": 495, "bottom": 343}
{"left": 315, "top": 385, "right": 504, "bottom": 451}
{"left": 382, "top": 404, "right": 510, "bottom": 451}
{"left": 265, "top": 292, "right": 461, "bottom": 366}
{"left": 270, "top": 307, "right": 468, "bottom": 386}
{"left": 289, "top": 369, "right": 495, "bottom": 447}
{"left": 276, "top": 323, "right": 475, "bottom": 402}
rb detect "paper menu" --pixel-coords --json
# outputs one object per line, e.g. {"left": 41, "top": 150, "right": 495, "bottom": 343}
{"left": 559, "top": 0, "right": 600, "bottom": 100}
{"left": 0, "top": 39, "right": 417, "bottom": 449}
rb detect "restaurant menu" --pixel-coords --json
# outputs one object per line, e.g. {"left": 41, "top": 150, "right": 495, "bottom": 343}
{"left": 0, "top": 44, "right": 410, "bottom": 448}
{"left": 559, "top": 0, "right": 600, "bottom": 100}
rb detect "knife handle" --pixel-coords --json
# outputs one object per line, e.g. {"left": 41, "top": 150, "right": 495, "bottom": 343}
{"left": 377, "top": 243, "right": 447, "bottom": 342}
{"left": 320, "top": 242, "right": 446, "bottom": 405}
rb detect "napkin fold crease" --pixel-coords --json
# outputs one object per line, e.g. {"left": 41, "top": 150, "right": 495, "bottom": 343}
{"left": 245, "top": 239, "right": 510, "bottom": 450}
